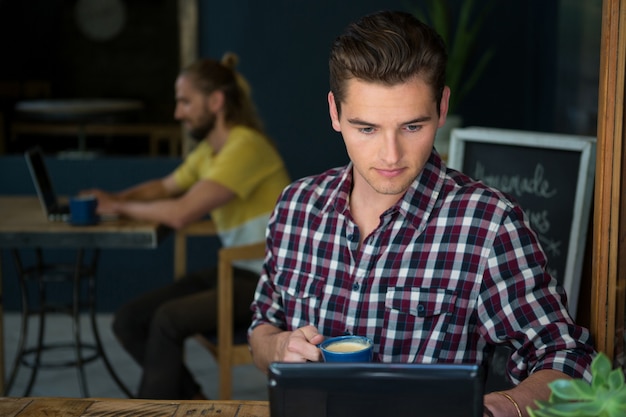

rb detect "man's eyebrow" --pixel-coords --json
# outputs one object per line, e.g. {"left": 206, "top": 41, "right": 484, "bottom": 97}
{"left": 347, "top": 118, "right": 377, "bottom": 127}
{"left": 402, "top": 116, "right": 432, "bottom": 124}
{"left": 347, "top": 116, "right": 432, "bottom": 127}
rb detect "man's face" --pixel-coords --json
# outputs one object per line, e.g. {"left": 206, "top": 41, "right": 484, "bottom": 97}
{"left": 328, "top": 77, "right": 449, "bottom": 200}
{"left": 174, "top": 75, "right": 216, "bottom": 141}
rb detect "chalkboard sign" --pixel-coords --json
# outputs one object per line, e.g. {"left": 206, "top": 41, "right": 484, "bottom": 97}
{"left": 448, "top": 127, "right": 596, "bottom": 316}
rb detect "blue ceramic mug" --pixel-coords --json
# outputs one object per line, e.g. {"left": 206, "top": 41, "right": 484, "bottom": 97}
{"left": 69, "top": 195, "right": 99, "bottom": 225}
{"left": 319, "top": 335, "right": 373, "bottom": 362}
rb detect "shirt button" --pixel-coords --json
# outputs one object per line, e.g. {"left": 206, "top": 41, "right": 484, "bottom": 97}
{"left": 352, "top": 283, "right": 360, "bottom": 291}
{"left": 417, "top": 304, "right": 425, "bottom": 316}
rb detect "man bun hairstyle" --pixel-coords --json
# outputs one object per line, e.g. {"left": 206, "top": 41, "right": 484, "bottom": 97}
{"left": 182, "top": 52, "right": 264, "bottom": 132}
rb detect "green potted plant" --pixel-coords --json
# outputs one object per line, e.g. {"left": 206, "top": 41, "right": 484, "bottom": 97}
{"left": 410, "top": 0, "right": 495, "bottom": 160}
{"left": 527, "top": 353, "right": 626, "bottom": 417}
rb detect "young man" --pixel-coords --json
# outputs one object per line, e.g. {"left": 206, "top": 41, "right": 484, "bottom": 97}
{"left": 84, "top": 53, "right": 290, "bottom": 400}
{"left": 248, "top": 11, "right": 595, "bottom": 417}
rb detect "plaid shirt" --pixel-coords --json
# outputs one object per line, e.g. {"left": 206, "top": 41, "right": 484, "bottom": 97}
{"left": 250, "top": 152, "right": 594, "bottom": 383}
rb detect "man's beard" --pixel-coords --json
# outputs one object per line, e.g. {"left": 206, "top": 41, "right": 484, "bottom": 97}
{"left": 187, "top": 112, "right": 216, "bottom": 141}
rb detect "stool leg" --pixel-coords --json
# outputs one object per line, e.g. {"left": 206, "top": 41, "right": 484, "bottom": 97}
{"left": 5, "top": 250, "right": 30, "bottom": 394}
{"left": 23, "top": 288, "right": 45, "bottom": 397}
{"left": 24, "top": 252, "right": 48, "bottom": 397}
{"left": 72, "top": 249, "right": 89, "bottom": 398}
{"left": 86, "top": 250, "right": 134, "bottom": 398}
{"left": 8, "top": 248, "right": 135, "bottom": 397}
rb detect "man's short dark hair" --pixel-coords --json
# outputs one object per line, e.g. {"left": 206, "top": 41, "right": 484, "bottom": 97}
{"left": 329, "top": 10, "right": 448, "bottom": 115}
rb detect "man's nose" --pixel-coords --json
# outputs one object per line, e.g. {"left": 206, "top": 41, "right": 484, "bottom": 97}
{"left": 173, "top": 106, "right": 182, "bottom": 120}
{"left": 379, "top": 132, "right": 401, "bottom": 164}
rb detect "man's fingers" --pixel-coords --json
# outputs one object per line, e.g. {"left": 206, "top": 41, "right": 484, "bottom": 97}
{"left": 280, "top": 326, "right": 323, "bottom": 362}
{"left": 297, "top": 325, "right": 321, "bottom": 342}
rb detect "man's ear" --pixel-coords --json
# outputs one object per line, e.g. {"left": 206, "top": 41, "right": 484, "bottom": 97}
{"left": 328, "top": 91, "right": 341, "bottom": 132}
{"left": 437, "top": 86, "right": 451, "bottom": 128}
{"left": 208, "top": 90, "right": 225, "bottom": 112}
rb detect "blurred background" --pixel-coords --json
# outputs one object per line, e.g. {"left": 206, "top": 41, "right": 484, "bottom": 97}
{"left": 0, "top": 0, "right": 603, "bottom": 313}
{"left": 0, "top": 0, "right": 601, "bottom": 178}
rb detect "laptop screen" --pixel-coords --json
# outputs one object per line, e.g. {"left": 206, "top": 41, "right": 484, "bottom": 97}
{"left": 24, "top": 147, "right": 68, "bottom": 220}
{"left": 268, "top": 362, "right": 485, "bottom": 417}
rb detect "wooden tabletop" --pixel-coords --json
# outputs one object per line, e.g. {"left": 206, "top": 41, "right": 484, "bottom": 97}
{"left": 0, "top": 196, "right": 170, "bottom": 249}
{"left": 15, "top": 99, "right": 144, "bottom": 122}
{"left": 0, "top": 397, "right": 269, "bottom": 417}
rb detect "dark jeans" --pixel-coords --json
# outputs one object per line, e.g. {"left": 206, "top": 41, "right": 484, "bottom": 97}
{"left": 111, "top": 266, "right": 259, "bottom": 399}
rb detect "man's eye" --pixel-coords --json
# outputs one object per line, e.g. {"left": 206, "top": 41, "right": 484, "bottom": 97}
{"left": 405, "top": 124, "right": 421, "bottom": 132}
{"left": 359, "top": 127, "right": 375, "bottom": 134}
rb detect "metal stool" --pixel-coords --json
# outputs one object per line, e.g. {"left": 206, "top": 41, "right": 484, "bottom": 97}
{"left": 5, "top": 247, "right": 130, "bottom": 397}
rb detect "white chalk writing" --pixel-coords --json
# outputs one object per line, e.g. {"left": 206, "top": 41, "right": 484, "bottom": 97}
{"left": 473, "top": 162, "right": 557, "bottom": 199}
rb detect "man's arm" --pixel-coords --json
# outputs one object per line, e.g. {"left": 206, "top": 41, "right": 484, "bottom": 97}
{"left": 84, "top": 175, "right": 176, "bottom": 213}
{"left": 85, "top": 174, "right": 236, "bottom": 229}
{"left": 483, "top": 369, "right": 568, "bottom": 417}
{"left": 249, "top": 323, "right": 325, "bottom": 373}
{"left": 117, "top": 176, "right": 179, "bottom": 201}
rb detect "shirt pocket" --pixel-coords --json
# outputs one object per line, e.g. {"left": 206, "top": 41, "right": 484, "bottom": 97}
{"left": 385, "top": 287, "right": 457, "bottom": 318}
{"left": 275, "top": 268, "right": 326, "bottom": 330}
{"left": 380, "top": 287, "right": 457, "bottom": 362}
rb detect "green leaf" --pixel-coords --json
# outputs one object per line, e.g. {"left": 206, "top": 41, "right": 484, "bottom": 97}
{"left": 591, "top": 353, "right": 612, "bottom": 388}
{"left": 406, "top": 0, "right": 496, "bottom": 113}
{"left": 611, "top": 386, "right": 626, "bottom": 402}
{"left": 527, "top": 407, "right": 562, "bottom": 417}
{"left": 528, "top": 352, "right": 626, "bottom": 417}
{"left": 430, "top": 0, "right": 449, "bottom": 46}
{"left": 548, "top": 378, "right": 595, "bottom": 401}
{"left": 607, "top": 368, "right": 625, "bottom": 391}
{"left": 453, "top": 47, "right": 494, "bottom": 110}
{"left": 604, "top": 388, "right": 626, "bottom": 416}
{"left": 537, "top": 400, "right": 604, "bottom": 416}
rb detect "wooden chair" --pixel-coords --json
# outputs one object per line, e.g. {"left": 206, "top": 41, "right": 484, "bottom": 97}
{"left": 174, "top": 221, "right": 264, "bottom": 399}
{"left": 174, "top": 220, "right": 217, "bottom": 279}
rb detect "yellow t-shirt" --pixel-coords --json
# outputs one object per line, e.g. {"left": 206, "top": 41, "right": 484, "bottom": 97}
{"left": 173, "top": 126, "right": 290, "bottom": 271}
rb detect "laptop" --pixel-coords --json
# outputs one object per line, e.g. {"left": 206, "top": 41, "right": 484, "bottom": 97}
{"left": 24, "top": 147, "right": 71, "bottom": 222}
{"left": 268, "top": 362, "right": 485, "bottom": 417}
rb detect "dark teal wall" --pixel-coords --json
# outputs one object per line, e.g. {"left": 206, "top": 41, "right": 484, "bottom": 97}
{"left": 198, "top": 1, "right": 558, "bottom": 181}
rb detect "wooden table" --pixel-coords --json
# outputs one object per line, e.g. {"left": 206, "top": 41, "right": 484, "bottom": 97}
{"left": 0, "top": 196, "right": 171, "bottom": 396}
{"left": 0, "top": 397, "right": 269, "bottom": 417}
{"left": 0, "top": 196, "right": 169, "bottom": 249}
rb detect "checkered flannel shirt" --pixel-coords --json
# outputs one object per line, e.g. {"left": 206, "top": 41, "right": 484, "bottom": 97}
{"left": 250, "top": 152, "right": 595, "bottom": 384}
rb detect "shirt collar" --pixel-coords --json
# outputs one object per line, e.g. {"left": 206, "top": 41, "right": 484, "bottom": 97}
{"left": 326, "top": 152, "right": 447, "bottom": 231}
{"left": 398, "top": 150, "right": 447, "bottom": 232}
{"left": 324, "top": 162, "right": 353, "bottom": 216}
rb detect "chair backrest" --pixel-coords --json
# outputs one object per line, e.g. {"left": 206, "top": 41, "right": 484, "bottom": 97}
{"left": 174, "top": 222, "right": 265, "bottom": 399}
{"left": 174, "top": 219, "right": 217, "bottom": 278}
{"left": 207, "top": 241, "right": 266, "bottom": 399}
